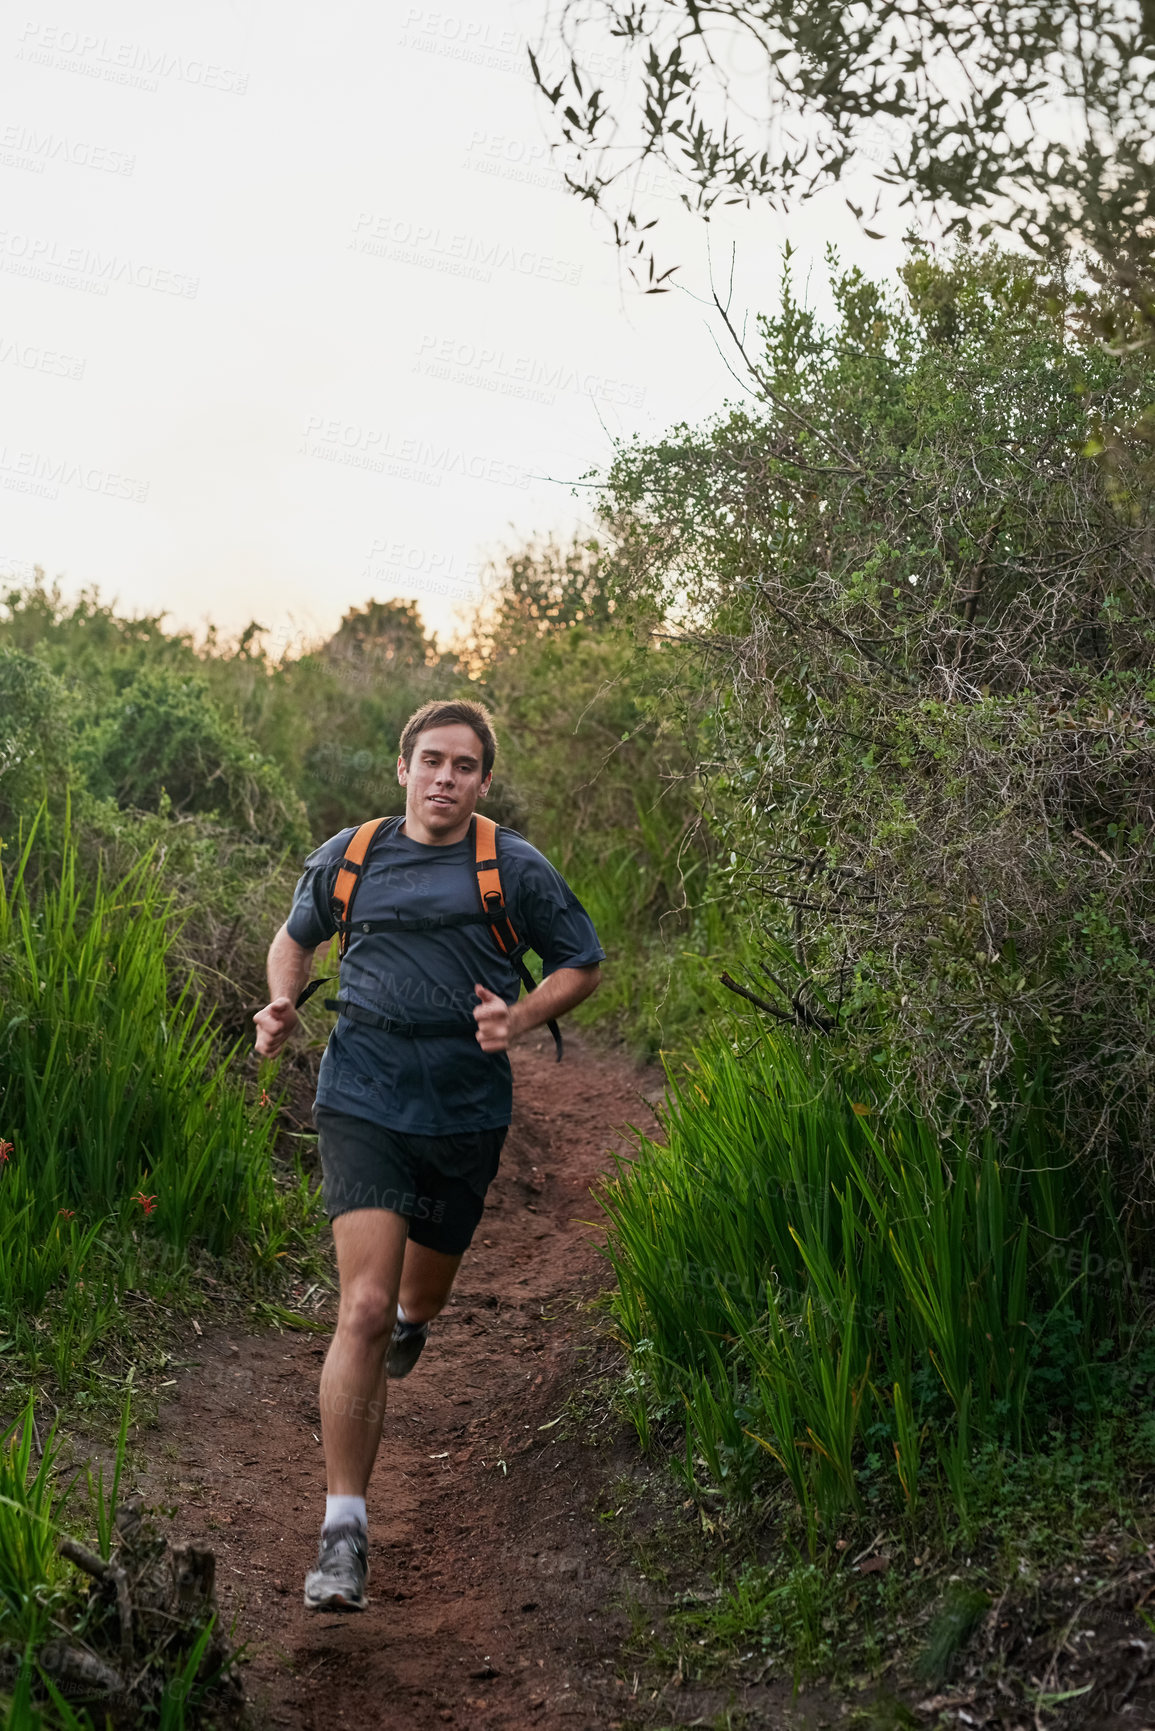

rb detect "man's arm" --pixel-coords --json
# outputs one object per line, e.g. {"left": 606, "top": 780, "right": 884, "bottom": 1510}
{"left": 472, "top": 964, "right": 601, "bottom": 1055}
{"left": 253, "top": 923, "right": 320, "bottom": 1058}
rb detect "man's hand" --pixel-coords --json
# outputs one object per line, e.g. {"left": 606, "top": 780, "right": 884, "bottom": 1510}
{"left": 255, "top": 925, "right": 317, "bottom": 1057}
{"left": 472, "top": 983, "right": 513, "bottom": 1053}
{"left": 473, "top": 965, "right": 601, "bottom": 1055}
{"left": 253, "top": 996, "right": 300, "bottom": 1059}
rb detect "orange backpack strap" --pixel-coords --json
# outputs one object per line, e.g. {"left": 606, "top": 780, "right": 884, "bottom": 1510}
{"left": 332, "top": 817, "right": 391, "bottom": 957}
{"left": 293, "top": 817, "right": 390, "bottom": 1009}
{"left": 473, "top": 815, "right": 563, "bottom": 1062}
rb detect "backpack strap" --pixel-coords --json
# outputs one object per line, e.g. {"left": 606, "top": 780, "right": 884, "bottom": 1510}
{"left": 473, "top": 814, "right": 563, "bottom": 1062}
{"left": 333, "top": 817, "right": 393, "bottom": 957}
{"left": 295, "top": 815, "right": 566, "bottom": 1065}
{"left": 294, "top": 817, "right": 392, "bottom": 1009}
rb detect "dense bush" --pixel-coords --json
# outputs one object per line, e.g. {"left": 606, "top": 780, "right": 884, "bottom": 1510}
{"left": 600, "top": 246, "right": 1155, "bottom": 1161}
{"left": 75, "top": 664, "right": 307, "bottom": 848}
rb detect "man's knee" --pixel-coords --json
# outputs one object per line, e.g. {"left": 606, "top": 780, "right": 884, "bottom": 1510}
{"left": 338, "top": 1283, "right": 398, "bottom": 1347}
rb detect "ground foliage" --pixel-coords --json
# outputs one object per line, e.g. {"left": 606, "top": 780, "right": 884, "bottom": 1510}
{"left": 0, "top": 1403, "right": 243, "bottom": 1730}
{"left": 0, "top": 808, "right": 313, "bottom": 1387}
{"left": 603, "top": 1031, "right": 1149, "bottom": 1532}
{"left": 599, "top": 244, "right": 1155, "bottom": 1167}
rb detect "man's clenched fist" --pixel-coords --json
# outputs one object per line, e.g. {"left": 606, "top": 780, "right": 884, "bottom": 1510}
{"left": 472, "top": 983, "right": 514, "bottom": 1053}
{"left": 253, "top": 996, "right": 300, "bottom": 1058}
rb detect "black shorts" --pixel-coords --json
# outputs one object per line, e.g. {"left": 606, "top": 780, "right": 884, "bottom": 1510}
{"left": 313, "top": 1107, "right": 508, "bottom": 1255}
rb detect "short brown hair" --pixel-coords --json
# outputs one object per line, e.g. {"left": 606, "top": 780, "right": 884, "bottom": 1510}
{"left": 399, "top": 700, "right": 498, "bottom": 779}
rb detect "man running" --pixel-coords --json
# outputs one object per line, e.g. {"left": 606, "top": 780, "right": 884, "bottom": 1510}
{"left": 252, "top": 699, "right": 603, "bottom": 1611}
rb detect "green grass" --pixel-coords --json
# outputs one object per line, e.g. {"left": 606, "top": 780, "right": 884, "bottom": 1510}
{"left": 599, "top": 1377, "right": 1151, "bottom": 1709}
{"left": 0, "top": 809, "right": 320, "bottom": 1727}
{"left": 600, "top": 1031, "right": 1146, "bottom": 1546}
{"left": 593, "top": 1024, "right": 1155, "bottom": 1704}
{"left": 0, "top": 807, "right": 320, "bottom": 1384}
{"left": 0, "top": 1400, "right": 70, "bottom": 1654}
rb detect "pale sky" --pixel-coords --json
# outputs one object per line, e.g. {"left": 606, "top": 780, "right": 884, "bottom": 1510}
{"left": 0, "top": 0, "right": 907, "bottom": 651}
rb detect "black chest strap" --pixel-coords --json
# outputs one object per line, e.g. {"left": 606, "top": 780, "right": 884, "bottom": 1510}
{"left": 323, "top": 997, "right": 475, "bottom": 1039}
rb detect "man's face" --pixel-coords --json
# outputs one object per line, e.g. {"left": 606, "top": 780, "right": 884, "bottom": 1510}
{"left": 397, "top": 724, "right": 491, "bottom": 839}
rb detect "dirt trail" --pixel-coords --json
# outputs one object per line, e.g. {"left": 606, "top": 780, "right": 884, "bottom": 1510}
{"left": 138, "top": 1033, "right": 687, "bottom": 1730}
{"left": 132, "top": 1031, "right": 1155, "bottom": 1731}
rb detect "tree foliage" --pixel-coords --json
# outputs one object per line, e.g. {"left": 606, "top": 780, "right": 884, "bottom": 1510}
{"left": 531, "top": 1, "right": 1155, "bottom": 304}
{"left": 470, "top": 536, "right": 690, "bottom": 862}
{"left": 246, "top": 600, "right": 457, "bottom": 837}
{"left": 0, "top": 649, "right": 75, "bottom": 827}
{"left": 77, "top": 664, "right": 308, "bottom": 846}
{"left": 600, "top": 246, "right": 1155, "bottom": 1159}
{"left": 0, "top": 577, "right": 307, "bottom": 847}
{"left": 469, "top": 535, "right": 718, "bottom": 1048}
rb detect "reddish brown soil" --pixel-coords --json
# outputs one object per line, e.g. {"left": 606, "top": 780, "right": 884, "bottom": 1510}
{"left": 138, "top": 1034, "right": 829, "bottom": 1731}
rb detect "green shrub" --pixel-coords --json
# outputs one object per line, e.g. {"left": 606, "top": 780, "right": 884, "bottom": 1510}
{"left": 602, "top": 1032, "right": 1144, "bottom": 1546}
{"left": 0, "top": 652, "right": 74, "bottom": 828}
{"left": 0, "top": 809, "right": 294, "bottom": 1374}
{"left": 75, "top": 665, "right": 306, "bottom": 848}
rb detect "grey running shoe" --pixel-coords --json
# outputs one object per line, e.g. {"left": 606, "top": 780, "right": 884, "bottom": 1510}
{"left": 304, "top": 1522, "right": 368, "bottom": 1611}
{"left": 386, "top": 1318, "right": 430, "bottom": 1379}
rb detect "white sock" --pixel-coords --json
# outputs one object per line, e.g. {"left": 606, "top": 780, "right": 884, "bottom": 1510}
{"left": 395, "top": 1302, "right": 408, "bottom": 1324}
{"left": 323, "top": 1494, "right": 367, "bottom": 1535}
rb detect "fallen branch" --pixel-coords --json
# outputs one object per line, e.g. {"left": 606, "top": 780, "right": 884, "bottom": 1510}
{"left": 720, "top": 972, "right": 793, "bottom": 1022}
{"left": 721, "top": 971, "right": 837, "bottom": 1032}
{"left": 1070, "top": 825, "right": 1117, "bottom": 868}
{"left": 58, "top": 1537, "right": 110, "bottom": 1580}
{"left": 58, "top": 1538, "right": 135, "bottom": 1666}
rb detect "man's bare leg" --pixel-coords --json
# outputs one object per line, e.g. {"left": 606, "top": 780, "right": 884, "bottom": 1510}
{"left": 385, "top": 1240, "right": 466, "bottom": 1379}
{"left": 321, "top": 1209, "right": 409, "bottom": 1495}
{"left": 306, "top": 1210, "right": 411, "bottom": 1608}
{"left": 306, "top": 1222, "right": 479, "bottom": 1607}
{"left": 398, "top": 1240, "right": 463, "bottom": 1324}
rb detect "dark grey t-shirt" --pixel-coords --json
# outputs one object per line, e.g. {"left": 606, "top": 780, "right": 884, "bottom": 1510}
{"left": 285, "top": 817, "right": 605, "bottom": 1135}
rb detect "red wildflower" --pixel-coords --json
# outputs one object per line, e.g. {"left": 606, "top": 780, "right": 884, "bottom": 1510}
{"left": 259, "top": 1088, "right": 272, "bottom": 1108}
{"left": 0, "top": 1139, "right": 13, "bottom": 1164}
{"left": 58, "top": 1208, "right": 76, "bottom": 1219}
{"left": 131, "top": 1191, "right": 158, "bottom": 1216}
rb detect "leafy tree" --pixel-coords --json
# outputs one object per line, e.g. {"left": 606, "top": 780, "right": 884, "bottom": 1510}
{"left": 76, "top": 664, "right": 307, "bottom": 848}
{"left": 471, "top": 536, "right": 694, "bottom": 868}
{"left": 531, "top": 0, "right": 1155, "bottom": 313}
{"left": 325, "top": 597, "right": 434, "bottom": 671}
{"left": 599, "top": 245, "right": 1155, "bottom": 1160}
{"left": 470, "top": 534, "right": 616, "bottom": 650}
{"left": 0, "top": 648, "right": 75, "bottom": 827}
